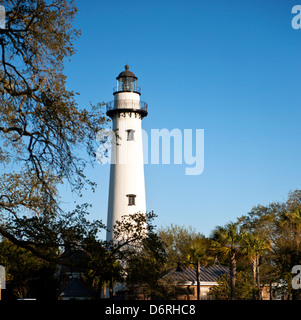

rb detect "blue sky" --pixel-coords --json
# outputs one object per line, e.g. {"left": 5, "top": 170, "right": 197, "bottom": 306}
{"left": 62, "top": 0, "right": 301, "bottom": 237}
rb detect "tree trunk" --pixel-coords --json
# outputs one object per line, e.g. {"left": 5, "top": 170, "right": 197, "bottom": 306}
{"left": 252, "top": 255, "right": 261, "bottom": 300}
{"left": 230, "top": 250, "right": 236, "bottom": 300}
{"left": 109, "top": 277, "right": 113, "bottom": 300}
{"left": 196, "top": 260, "right": 200, "bottom": 300}
{"left": 256, "top": 255, "right": 261, "bottom": 300}
{"left": 252, "top": 258, "right": 257, "bottom": 299}
{"left": 103, "top": 281, "right": 107, "bottom": 299}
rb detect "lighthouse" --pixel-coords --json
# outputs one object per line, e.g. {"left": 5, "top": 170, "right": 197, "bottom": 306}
{"left": 106, "top": 65, "right": 148, "bottom": 242}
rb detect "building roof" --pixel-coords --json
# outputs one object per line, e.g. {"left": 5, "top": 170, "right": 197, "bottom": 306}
{"left": 116, "top": 65, "right": 137, "bottom": 80}
{"left": 57, "top": 278, "right": 94, "bottom": 298}
{"left": 163, "top": 264, "right": 229, "bottom": 284}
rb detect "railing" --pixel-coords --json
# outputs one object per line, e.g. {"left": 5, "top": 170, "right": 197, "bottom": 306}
{"left": 113, "top": 86, "right": 141, "bottom": 93}
{"left": 106, "top": 100, "right": 148, "bottom": 113}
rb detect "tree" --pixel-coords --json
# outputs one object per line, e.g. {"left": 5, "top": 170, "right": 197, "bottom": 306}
{"left": 236, "top": 189, "right": 301, "bottom": 300}
{"left": 0, "top": 0, "right": 108, "bottom": 262}
{"left": 210, "top": 271, "right": 253, "bottom": 300}
{"left": 100, "top": 212, "right": 168, "bottom": 299}
{"left": 125, "top": 231, "right": 167, "bottom": 299}
{"left": 158, "top": 224, "right": 205, "bottom": 268}
{"left": 271, "top": 191, "right": 301, "bottom": 299}
{"left": 0, "top": 238, "right": 58, "bottom": 300}
{"left": 0, "top": 203, "right": 124, "bottom": 299}
{"left": 158, "top": 224, "right": 214, "bottom": 300}
{"left": 184, "top": 238, "right": 213, "bottom": 300}
{"left": 237, "top": 203, "right": 280, "bottom": 298}
{"left": 210, "top": 222, "right": 243, "bottom": 300}
{"left": 240, "top": 232, "right": 271, "bottom": 299}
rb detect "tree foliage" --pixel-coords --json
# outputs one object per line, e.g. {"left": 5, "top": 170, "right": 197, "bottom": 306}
{"left": 0, "top": 239, "right": 58, "bottom": 300}
{"left": 0, "top": 0, "right": 108, "bottom": 261}
{"left": 125, "top": 231, "right": 168, "bottom": 299}
{"left": 222, "top": 189, "right": 301, "bottom": 300}
{"left": 158, "top": 224, "right": 205, "bottom": 268}
{"left": 210, "top": 272, "right": 254, "bottom": 300}
{"left": 211, "top": 222, "right": 248, "bottom": 300}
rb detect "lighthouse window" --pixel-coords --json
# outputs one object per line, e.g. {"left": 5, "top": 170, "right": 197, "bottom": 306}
{"left": 127, "top": 129, "right": 135, "bottom": 141}
{"left": 127, "top": 194, "right": 136, "bottom": 206}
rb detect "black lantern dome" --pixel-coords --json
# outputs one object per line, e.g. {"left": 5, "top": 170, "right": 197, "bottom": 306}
{"left": 114, "top": 65, "right": 140, "bottom": 94}
{"left": 116, "top": 64, "right": 137, "bottom": 80}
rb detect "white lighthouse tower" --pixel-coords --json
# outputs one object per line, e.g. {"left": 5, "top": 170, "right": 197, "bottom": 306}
{"left": 106, "top": 65, "right": 148, "bottom": 241}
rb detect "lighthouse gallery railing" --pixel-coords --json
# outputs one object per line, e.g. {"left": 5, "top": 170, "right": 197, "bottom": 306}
{"left": 106, "top": 100, "right": 148, "bottom": 113}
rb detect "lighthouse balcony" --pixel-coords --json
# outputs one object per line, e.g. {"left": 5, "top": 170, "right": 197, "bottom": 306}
{"left": 106, "top": 100, "right": 148, "bottom": 118}
{"left": 113, "top": 86, "right": 141, "bottom": 94}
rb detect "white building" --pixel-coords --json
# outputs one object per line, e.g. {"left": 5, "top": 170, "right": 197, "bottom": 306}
{"left": 106, "top": 65, "right": 148, "bottom": 241}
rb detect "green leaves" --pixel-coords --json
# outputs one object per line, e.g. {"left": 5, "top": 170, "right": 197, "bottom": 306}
{"left": 0, "top": 1, "right": 107, "bottom": 263}
{"left": 158, "top": 224, "right": 205, "bottom": 268}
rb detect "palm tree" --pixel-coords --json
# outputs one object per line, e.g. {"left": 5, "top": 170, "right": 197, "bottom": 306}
{"left": 185, "top": 238, "right": 213, "bottom": 300}
{"left": 241, "top": 233, "right": 271, "bottom": 299}
{"left": 211, "top": 222, "right": 242, "bottom": 300}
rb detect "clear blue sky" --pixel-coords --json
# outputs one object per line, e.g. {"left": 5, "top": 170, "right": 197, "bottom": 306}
{"left": 62, "top": 0, "right": 301, "bottom": 237}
